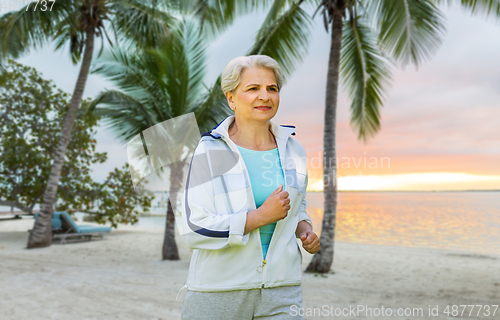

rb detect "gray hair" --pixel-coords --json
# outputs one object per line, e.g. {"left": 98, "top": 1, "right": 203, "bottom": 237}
{"left": 221, "top": 55, "right": 284, "bottom": 94}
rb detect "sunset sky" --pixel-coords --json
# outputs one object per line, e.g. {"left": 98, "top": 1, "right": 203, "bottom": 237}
{"left": 17, "top": 3, "right": 500, "bottom": 192}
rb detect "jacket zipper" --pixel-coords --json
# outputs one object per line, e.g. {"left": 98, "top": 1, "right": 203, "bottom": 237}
{"left": 220, "top": 135, "right": 266, "bottom": 284}
{"left": 259, "top": 136, "right": 289, "bottom": 288}
{"left": 220, "top": 134, "right": 290, "bottom": 289}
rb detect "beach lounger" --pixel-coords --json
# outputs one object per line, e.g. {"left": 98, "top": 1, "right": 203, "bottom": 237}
{"left": 30, "top": 211, "right": 112, "bottom": 244}
{"left": 32, "top": 211, "right": 63, "bottom": 231}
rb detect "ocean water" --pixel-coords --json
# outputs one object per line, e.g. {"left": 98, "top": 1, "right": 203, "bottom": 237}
{"left": 136, "top": 191, "right": 500, "bottom": 255}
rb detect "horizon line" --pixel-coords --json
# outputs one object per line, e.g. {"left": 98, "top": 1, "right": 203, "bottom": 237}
{"left": 307, "top": 189, "right": 500, "bottom": 193}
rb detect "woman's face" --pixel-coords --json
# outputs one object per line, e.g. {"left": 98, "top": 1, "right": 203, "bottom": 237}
{"left": 226, "top": 67, "right": 280, "bottom": 122}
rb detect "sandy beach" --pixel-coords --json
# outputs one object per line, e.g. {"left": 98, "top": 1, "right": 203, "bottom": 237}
{"left": 1, "top": 218, "right": 499, "bottom": 320}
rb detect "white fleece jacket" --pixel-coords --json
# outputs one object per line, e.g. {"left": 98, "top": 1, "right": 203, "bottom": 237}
{"left": 179, "top": 115, "right": 313, "bottom": 293}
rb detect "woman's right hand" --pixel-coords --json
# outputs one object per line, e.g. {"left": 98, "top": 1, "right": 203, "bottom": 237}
{"left": 259, "top": 184, "right": 290, "bottom": 224}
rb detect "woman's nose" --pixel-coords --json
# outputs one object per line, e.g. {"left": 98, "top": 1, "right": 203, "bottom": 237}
{"left": 258, "top": 89, "right": 270, "bottom": 101}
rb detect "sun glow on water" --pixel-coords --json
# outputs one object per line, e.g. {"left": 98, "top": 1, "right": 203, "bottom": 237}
{"left": 307, "top": 172, "right": 500, "bottom": 192}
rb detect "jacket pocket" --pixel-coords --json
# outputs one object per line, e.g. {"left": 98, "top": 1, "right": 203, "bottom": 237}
{"left": 267, "top": 232, "right": 303, "bottom": 285}
{"left": 296, "top": 238, "right": 303, "bottom": 262}
{"left": 194, "top": 234, "right": 262, "bottom": 289}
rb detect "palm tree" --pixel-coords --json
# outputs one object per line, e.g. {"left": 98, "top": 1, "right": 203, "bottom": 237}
{"left": 88, "top": 0, "right": 316, "bottom": 259}
{"left": 0, "top": 0, "right": 176, "bottom": 248}
{"left": 306, "top": 0, "right": 500, "bottom": 273}
{"left": 179, "top": 0, "right": 314, "bottom": 75}
{"left": 88, "top": 18, "right": 230, "bottom": 260}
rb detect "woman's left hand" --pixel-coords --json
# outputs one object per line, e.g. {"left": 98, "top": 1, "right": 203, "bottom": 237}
{"left": 299, "top": 231, "right": 320, "bottom": 254}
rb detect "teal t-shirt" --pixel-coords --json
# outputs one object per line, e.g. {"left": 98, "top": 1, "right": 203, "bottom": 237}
{"left": 235, "top": 144, "right": 285, "bottom": 260}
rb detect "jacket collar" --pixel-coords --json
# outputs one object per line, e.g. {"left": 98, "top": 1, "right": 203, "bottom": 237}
{"left": 211, "top": 115, "right": 295, "bottom": 141}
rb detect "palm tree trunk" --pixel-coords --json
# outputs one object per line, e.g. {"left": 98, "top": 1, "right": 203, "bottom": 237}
{"left": 162, "top": 162, "right": 183, "bottom": 260}
{"left": 27, "top": 28, "right": 95, "bottom": 249}
{"left": 163, "top": 198, "right": 180, "bottom": 260}
{"left": 305, "top": 7, "right": 343, "bottom": 273}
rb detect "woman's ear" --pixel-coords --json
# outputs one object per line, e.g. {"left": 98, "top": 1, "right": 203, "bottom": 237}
{"left": 225, "top": 91, "right": 233, "bottom": 104}
{"left": 225, "top": 92, "right": 236, "bottom": 110}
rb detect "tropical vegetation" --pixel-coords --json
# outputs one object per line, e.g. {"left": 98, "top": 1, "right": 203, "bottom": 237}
{"left": 0, "top": 60, "right": 153, "bottom": 227}
{"left": 0, "top": 0, "right": 175, "bottom": 248}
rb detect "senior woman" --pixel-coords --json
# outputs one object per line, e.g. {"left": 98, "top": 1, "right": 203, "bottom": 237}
{"left": 179, "top": 55, "right": 320, "bottom": 320}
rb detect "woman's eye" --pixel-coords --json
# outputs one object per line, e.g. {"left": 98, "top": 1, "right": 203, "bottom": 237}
{"left": 248, "top": 87, "right": 277, "bottom": 91}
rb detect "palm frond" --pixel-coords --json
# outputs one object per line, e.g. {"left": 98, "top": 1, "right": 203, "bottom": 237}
{"left": 177, "top": 0, "right": 275, "bottom": 40}
{"left": 110, "top": 0, "right": 176, "bottom": 50}
{"left": 51, "top": 9, "right": 86, "bottom": 65}
{"left": 460, "top": 0, "right": 500, "bottom": 17}
{"left": 88, "top": 89, "right": 156, "bottom": 142}
{"left": 90, "top": 17, "right": 221, "bottom": 140}
{"left": 190, "top": 75, "right": 233, "bottom": 133}
{"left": 145, "top": 18, "right": 208, "bottom": 118}
{"left": 190, "top": 0, "right": 238, "bottom": 38}
{"left": 247, "top": 1, "right": 313, "bottom": 78}
{"left": 260, "top": 0, "right": 289, "bottom": 28}
{"left": 0, "top": 1, "right": 74, "bottom": 62}
{"left": 340, "top": 18, "right": 392, "bottom": 143}
{"left": 368, "top": 0, "right": 446, "bottom": 68}
{"left": 182, "top": 19, "right": 207, "bottom": 98}
{"left": 435, "top": 0, "right": 500, "bottom": 20}
{"left": 91, "top": 44, "right": 166, "bottom": 117}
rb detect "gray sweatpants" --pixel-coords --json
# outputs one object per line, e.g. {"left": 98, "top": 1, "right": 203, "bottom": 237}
{"left": 180, "top": 285, "right": 303, "bottom": 320}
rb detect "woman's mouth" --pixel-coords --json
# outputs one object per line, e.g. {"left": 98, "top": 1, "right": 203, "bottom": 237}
{"left": 255, "top": 106, "right": 271, "bottom": 111}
